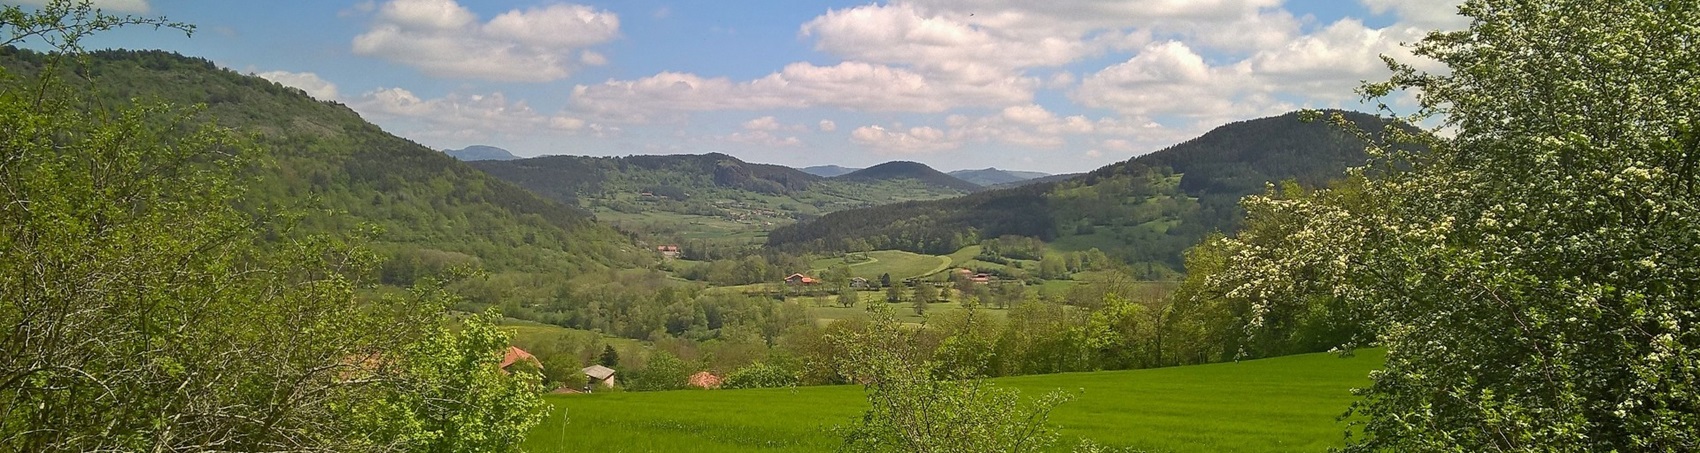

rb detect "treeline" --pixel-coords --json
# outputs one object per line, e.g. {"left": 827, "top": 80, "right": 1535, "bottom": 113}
{"left": 483, "top": 265, "right": 1358, "bottom": 393}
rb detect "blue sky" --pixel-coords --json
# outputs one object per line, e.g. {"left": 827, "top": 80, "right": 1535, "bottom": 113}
{"left": 23, "top": 0, "right": 1463, "bottom": 174}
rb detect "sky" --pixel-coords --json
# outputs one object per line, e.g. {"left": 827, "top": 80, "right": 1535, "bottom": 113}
{"left": 14, "top": 0, "right": 1465, "bottom": 174}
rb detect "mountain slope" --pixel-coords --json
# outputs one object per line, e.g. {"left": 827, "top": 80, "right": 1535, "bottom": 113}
{"left": 0, "top": 48, "right": 643, "bottom": 280}
{"left": 467, "top": 153, "right": 974, "bottom": 247}
{"left": 767, "top": 110, "right": 1407, "bottom": 270}
{"left": 834, "top": 161, "right": 983, "bottom": 192}
{"left": 949, "top": 168, "right": 1050, "bottom": 186}
{"left": 446, "top": 145, "right": 519, "bottom": 161}
{"left": 800, "top": 165, "right": 860, "bottom": 177}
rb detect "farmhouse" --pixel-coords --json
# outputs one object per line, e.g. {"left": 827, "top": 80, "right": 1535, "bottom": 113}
{"left": 785, "top": 273, "right": 817, "bottom": 285}
{"left": 850, "top": 277, "right": 871, "bottom": 289}
{"left": 582, "top": 364, "right": 618, "bottom": 388}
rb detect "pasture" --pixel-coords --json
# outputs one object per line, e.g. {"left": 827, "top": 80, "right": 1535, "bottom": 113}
{"left": 524, "top": 349, "right": 1383, "bottom": 452}
{"left": 808, "top": 250, "right": 951, "bottom": 280}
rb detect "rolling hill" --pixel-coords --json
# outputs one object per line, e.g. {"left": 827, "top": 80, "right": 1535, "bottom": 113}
{"left": 799, "top": 165, "right": 860, "bottom": 177}
{"left": 0, "top": 47, "right": 645, "bottom": 281}
{"left": 468, "top": 154, "right": 976, "bottom": 247}
{"left": 445, "top": 145, "right": 520, "bottom": 161}
{"left": 833, "top": 161, "right": 983, "bottom": 192}
{"left": 766, "top": 110, "right": 1409, "bottom": 271}
{"left": 949, "top": 167, "right": 1049, "bottom": 186}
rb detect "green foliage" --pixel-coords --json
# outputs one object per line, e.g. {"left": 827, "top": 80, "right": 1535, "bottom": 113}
{"left": 0, "top": 3, "right": 543, "bottom": 451}
{"left": 624, "top": 351, "right": 692, "bottom": 392}
{"left": 721, "top": 361, "right": 801, "bottom": 389}
{"left": 830, "top": 304, "right": 1072, "bottom": 453}
{"left": 1190, "top": 0, "right": 1700, "bottom": 450}
{"left": 599, "top": 345, "right": 620, "bottom": 367}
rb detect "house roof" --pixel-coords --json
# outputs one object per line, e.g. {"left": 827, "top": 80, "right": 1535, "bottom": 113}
{"left": 500, "top": 346, "right": 541, "bottom": 371}
{"left": 582, "top": 364, "right": 617, "bottom": 380}
{"left": 689, "top": 371, "right": 722, "bottom": 389}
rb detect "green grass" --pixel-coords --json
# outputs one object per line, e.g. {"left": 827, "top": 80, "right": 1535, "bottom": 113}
{"left": 524, "top": 349, "right": 1384, "bottom": 453}
{"left": 803, "top": 294, "right": 1009, "bottom": 325}
{"left": 808, "top": 250, "right": 951, "bottom": 281}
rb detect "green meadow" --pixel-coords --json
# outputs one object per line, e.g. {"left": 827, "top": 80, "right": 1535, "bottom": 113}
{"left": 524, "top": 349, "right": 1383, "bottom": 453}
{"left": 809, "top": 250, "right": 953, "bottom": 281}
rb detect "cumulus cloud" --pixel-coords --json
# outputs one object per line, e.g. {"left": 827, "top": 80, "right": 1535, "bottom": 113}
{"left": 818, "top": 120, "right": 838, "bottom": 132}
{"left": 351, "top": 87, "right": 601, "bottom": 141}
{"left": 1361, "top": 0, "right": 1468, "bottom": 31}
{"left": 571, "top": 61, "right": 1034, "bottom": 120}
{"left": 743, "top": 116, "right": 782, "bottom": 131}
{"left": 725, "top": 130, "right": 803, "bottom": 147}
{"left": 850, "top": 125, "right": 958, "bottom": 153}
{"left": 255, "top": 70, "right": 340, "bottom": 100}
{"left": 352, "top": 0, "right": 619, "bottom": 82}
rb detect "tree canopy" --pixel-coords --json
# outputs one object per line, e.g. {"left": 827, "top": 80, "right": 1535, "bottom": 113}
{"left": 1183, "top": 0, "right": 1700, "bottom": 450}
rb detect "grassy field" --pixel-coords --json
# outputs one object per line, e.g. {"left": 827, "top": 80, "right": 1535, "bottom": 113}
{"left": 524, "top": 349, "right": 1383, "bottom": 452}
{"left": 809, "top": 250, "right": 951, "bottom": 281}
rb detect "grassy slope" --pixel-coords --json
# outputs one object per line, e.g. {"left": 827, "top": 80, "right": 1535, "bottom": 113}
{"left": 524, "top": 349, "right": 1383, "bottom": 452}
{"left": 808, "top": 250, "right": 951, "bottom": 281}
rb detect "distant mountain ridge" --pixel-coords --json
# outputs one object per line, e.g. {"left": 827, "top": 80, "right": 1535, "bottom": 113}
{"left": 800, "top": 165, "right": 860, "bottom": 177}
{"left": 445, "top": 145, "right": 519, "bottom": 161}
{"left": 948, "top": 168, "right": 1049, "bottom": 186}
{"left": 834, "top": 161, "right": 983, "bottom": 192}
{"left": 767, "top": 110, "right": 1409, "bottom": 272}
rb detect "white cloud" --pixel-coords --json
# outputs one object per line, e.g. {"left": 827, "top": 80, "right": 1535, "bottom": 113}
{"left": 571, "top": 61, "right": 1034, "bottom": 120}
{"left": 255, "top": 70, "right": 339, "bottom": 100}
{"left": 850, "top": 125, "right": 958, "bottom": 153}
{"left": 12, "top": 0, "right": 147, "bottom": 13}
{"left": 1361, "top": 0, "right": 1468, "bottom": 30}
{"left": 818, "top": 120, "right": 838, "bottom": 132}
{"left": 352, "top": 0, "right": 619, "bottom": 82}
{"left": 725, "top": 130, "right": 803, "bottom": 147}
{"left": 743, "top": 116, "right": 782, "bottom": 131}
{"left": 351, "top": 87, "right": 601, "bottom": 140}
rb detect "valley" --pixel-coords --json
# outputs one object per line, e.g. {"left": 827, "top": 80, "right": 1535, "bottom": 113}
{"left": 6, "top": 1, "right": 1678, "bottom": 451}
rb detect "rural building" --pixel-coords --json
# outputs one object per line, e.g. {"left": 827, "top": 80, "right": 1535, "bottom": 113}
{"left": 785, "top": 273, "right": 818, "bottom": 285}
{"left": 689, "top": 371, "right": 723, "bottom": 389}
{"left": 850, "top": 277, "right": 871, "bottom": 289}
{"left": 582, "top": 364, "right": 618, "bottom": 388}
{"left": 498, "top": 346, "right": 542, "bottom": 375}
{"left": 971, "top": 273, "right": 992, "bottom": 284}
{"left": 656, "top": 244, "right": 681, "bottom": 258}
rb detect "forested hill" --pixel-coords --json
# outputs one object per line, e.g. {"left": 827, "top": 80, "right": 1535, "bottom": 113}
{"left": 949, "top": 168, "right": 1050, "bottom": 186}
{"left": 833, "top": 161, "right": 983, "bottom": 192}
{"left": 445, "top": 145, "right": 519, "bottom": 161}
{"left": 470, "top": 152, "right": 822, "bottom": 204}
{"left": 766, "top": 110, "right": 1403, "bottom": 272}
{"left": 0, "top": 47, "right": 645, "bottom": 280}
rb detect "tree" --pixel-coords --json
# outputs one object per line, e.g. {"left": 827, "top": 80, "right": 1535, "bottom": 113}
{"left": 833, "top": 303, "right": 1074, "bottom": 453}
{"left": 912, "top": 281, "right": 938, "bottom": 304}
{"left": 1196, "top": 0, "right": 1700, "bottom": 450}
{"left": 879, "top": 272, "right": 892, "bottom": 288}
{"left": 599, "top": 344, "right": 620, "bottom": 367}
{"left": 0, "top": 2, "right": 544, "bottom": 451}
{"left": 837, "top": 284, "right": 859, "bottom": 308}
{"left": 886, "top": 282, "right": 906, "bottom": 303}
